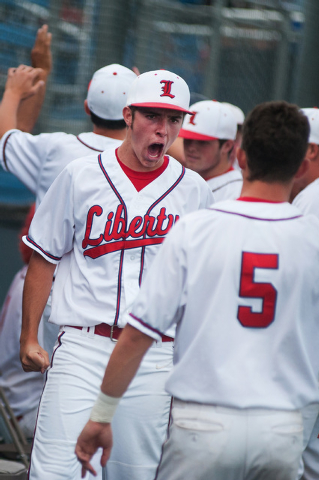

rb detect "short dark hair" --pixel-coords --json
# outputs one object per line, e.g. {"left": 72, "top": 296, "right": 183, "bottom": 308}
{"left": 90, "top": 112, "right": 126, "bottom": 130}
{"left": 242, "top": 101, "right": 309, "bottom": 183}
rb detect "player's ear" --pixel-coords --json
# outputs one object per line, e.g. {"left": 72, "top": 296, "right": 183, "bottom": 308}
{"left": 221, "top": 139, "right": 234, "bottom": 154}
{"left": 306, "top": 143, "right": 319, "bottom": 161}
{"left": 84, "top": 100, "right": 91, "bottom": 116}
{"left": 294, "top": 158, "right": 310, "bottom": 180}
{"left": 237, "top": 147, "right": 246, "bottom": 170}
{"left": 123, "top": 106, "right": 132, "bottom": 128}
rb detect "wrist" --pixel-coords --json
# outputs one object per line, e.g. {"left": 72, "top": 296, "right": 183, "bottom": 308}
{"left": 2, "top": 88, "right": 22, "bottom": 106}
{"left": 90, "top": 391, "right": 121, "bottom": 424}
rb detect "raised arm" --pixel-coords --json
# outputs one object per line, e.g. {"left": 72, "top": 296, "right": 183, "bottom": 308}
{"left": 17, "top": 24, "right": 52, "bottom": 133}
{"left": 0, "top": 66, "right": 44, "bottom": 138}
{"left": 20, "top": 251, "right": 56, "bottom": 374}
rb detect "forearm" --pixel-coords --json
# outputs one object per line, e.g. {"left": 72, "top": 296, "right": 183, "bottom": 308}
{"left": 17, "top": 79, "right": 47, "bottom": 133}
{"left": 101, "top": 324, "right": 153, "bottom": 398}
{"left": 0, "top": 89, "right": 20, "bottom": 137}
{"left": 21, "top": 251, "right": 56, "bottom": 344}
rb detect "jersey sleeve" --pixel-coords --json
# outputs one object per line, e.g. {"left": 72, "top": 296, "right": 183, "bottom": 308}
{"left": 0, "top": 130, "right": 58, "bottom": 194}
{"left": 23, "top": 164, "right": 75, "bottom": 264}
{"left": 127, "top": 219, "right": 188, "bottom": 340}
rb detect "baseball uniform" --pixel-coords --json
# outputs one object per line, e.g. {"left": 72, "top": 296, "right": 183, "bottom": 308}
{"left": 0, "top": 130, "right": 122, "bottom": 208}
{"left": 22, "top": 147, "right": 214, "bottom": 480}
{"left": 206, "top": 167, "right": 243, "bottom": 201}
{"left": 127, "top": 198, "right": 319, "bottom": 480}
{"left": 292, "top": 178, "right": 319, "bottom": 480}
{"left": 0, "top": 265, "right": 45, "bottom": 439}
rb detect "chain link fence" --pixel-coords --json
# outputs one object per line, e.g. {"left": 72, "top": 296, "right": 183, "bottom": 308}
{"left": 0, "top": 0, "right": 306, "bottom": 136}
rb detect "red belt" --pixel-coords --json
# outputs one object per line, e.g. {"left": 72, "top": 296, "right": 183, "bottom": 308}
{"left": 67, "top": 323, "right": 173, "bottom": 343}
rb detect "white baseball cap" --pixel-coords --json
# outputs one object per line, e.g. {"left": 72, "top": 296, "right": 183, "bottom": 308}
{"left": 87, "top": 64, "right": 136, "bottom": 120}
{"left": 301, "top": 108, "right": 319, "bottom": 145}
{"left": 127, "top": 70, "right": 192, "bottom": 114}
{"left": 223, "top": 102, "right": 245, "bottom": 126}
{"left": 179, "top": 100, "right": 237, "bottom": 141}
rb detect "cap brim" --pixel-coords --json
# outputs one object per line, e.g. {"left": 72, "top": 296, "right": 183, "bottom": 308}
{"left": 179, "top": 129, "right": 218, "bottom": 141}
{"left": 130, "top": 102, "right": 193, "bottom": 115}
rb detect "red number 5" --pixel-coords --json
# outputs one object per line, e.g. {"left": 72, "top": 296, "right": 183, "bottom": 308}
{"left": 237, "top": 252, "right": 279, "bottom": 328}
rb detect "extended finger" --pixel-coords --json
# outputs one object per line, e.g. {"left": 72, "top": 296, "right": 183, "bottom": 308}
{"left": 81, "top": 462, "right": 97, "bottom": 478}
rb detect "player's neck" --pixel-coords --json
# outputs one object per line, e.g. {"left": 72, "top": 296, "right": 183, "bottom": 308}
{"left": 240, "top": 179, "right": 292, "bottom": 203}
{"left": 203, "top": 157, "right": 232, "bottom": 180}
{"left": 92, "top": 125, "right": 126, "bottom": 140}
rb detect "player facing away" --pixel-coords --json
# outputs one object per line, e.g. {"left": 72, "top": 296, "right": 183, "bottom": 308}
{"left": 0, "top": 63, "right": 137, "bottom": 209}
{"left": 20, "top": 70, "right": 214, "bottom": 480}
{"left": 179, "top": 100, "right": 243, "bottom": 201}
{"left": 75, "top": 101, "right": 319, "bottom": 480}
{"left": 290, "top": 108, "right": 319, "bottom": 480}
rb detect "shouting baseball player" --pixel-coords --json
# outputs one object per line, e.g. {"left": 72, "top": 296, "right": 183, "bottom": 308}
{"left": 20, "top": 70, "right": 214, "bottom": 480}
{"left": 76, "top": 101, "right": 319, "bottom": 480}
{"left": 179, "top": 100, "right": 243, "bottom": 201}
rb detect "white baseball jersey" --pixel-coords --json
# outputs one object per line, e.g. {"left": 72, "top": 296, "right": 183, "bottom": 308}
{"left": 24, "top": 148, "right": 213, "bottom": 480}
{"left": 0, "top": 129, "right": 122, "bottom": 207}
{"left": 292, "top": 177, "right": 319, "bottom": 216}
{"left": 206, "top": 168, "right": 243, "bottom": 202}
{"left": 128, "top": 199, "right": 319, "bottom": 410}
{"left": 292, "top": 179, "right": 319, "bottom": 480}
{"left": 0, "top": 266, "right": 44, "bottom": 417}
{"left": 23, "top": 148, "right": 213, "bottom": 330}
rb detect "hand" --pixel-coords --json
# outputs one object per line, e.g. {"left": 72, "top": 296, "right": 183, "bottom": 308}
{"left": 75, "top": 420, "right": 113, "bottom": 478}
{"left": 20, "top": 340, "right": 50, "bottom": 374}
{"left": 31, "top": 24, "right": 52, "bottom": 76}
{"left": 5, "top": 65, "right": 45, "bottom": 101}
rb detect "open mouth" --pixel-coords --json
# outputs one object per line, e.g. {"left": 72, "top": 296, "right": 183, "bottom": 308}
{"left": 148, "top": 143, "right": 164, "bottom": 159}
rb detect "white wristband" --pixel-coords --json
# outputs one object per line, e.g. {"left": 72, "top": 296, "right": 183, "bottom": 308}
{"left": 90, "top": 391, "right": 121, "bottom": 423}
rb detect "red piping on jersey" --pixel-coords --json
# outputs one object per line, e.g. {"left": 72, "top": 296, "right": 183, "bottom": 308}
{"left": 139, "top": 165, "right": 186, "bottom": 286}
{"left": 209, "top": 207, "right": 302, "bottom": 222}
{"left": 76, "top": 135, "right": 104, "bottom": 152}
{"left": 26, "top": 236, "right": 62, "bottom": 261}
{"left": 98, "top": 154, "right": 128, "bottom": 326}
{"left": 129, "top": 313, "right": 165, "bottom": 337}
{"left": 237, "top": 196, "right": 284, "bottom": 203}
{"left": 2, "top": 132, "right": 14, "bottom": 171}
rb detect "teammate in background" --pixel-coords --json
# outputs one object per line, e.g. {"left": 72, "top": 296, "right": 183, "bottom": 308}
{"left": 20, "top": 70, "right": 213, "bottom": 480}
{"left": 179, "top": 100, "right": 243, "bottom": 201}
{"left": 223, "top": 102, "right": 245, "bottom": 168}
{"left": 0, "top": 62, "right": 137, "bottom": 208}
{"left": 75, "top": 101, "right": 319, "bottom": 480}
{"left": 167, "top": 92, "right": 209, "bottom": 165}
{"left": 0, "top": 205, "right": 45, "bottom": 441}
{"left": 290, "top": 108, "right": 319, "bottom": 480}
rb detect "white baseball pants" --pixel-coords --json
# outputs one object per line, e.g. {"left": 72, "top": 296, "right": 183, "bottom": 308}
{"left": 156, "top": 399, "right": 304, "bottom": 480}
{"left": 28, "top": 326, "right": 173, "bottom": 480}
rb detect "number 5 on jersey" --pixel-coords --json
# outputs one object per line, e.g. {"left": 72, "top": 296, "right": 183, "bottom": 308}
{"left": 237, "top": 252, "right": 279, "bottom": 328}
